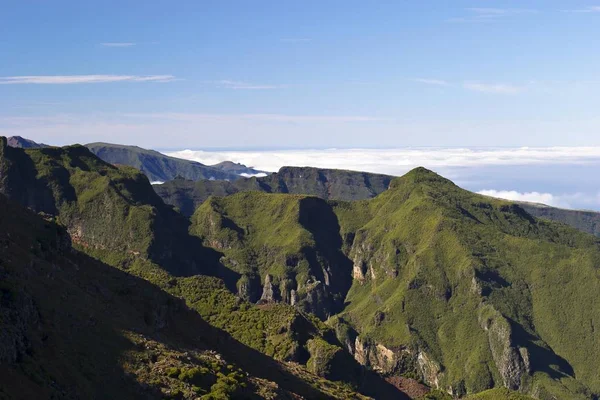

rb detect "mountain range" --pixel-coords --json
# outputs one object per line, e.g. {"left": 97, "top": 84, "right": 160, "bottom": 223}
{"left": 6, "top": 137, "right": 266, "bottom": 182}
{"left": 2, "top": 136, "right": 600, "bottom": 399}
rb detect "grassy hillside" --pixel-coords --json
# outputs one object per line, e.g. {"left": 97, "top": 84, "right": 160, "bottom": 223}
{"left": 0, "top": 137, "right": 403, "bottom": 399}
{"left": 0, "top": 194, "right": 378, "bottom": 399}
{"left": 190, "top": 192, "right": 353, "bottom": 319}
{"left": 189, "top": 167, "right": 600, "bottom": 399}
{"left": 86, "top": 142, "right": 241, "bottom": 182}
{"left": 1, "top": 137, "right": 218, "bottom": 276}
{"left": 156, "top": 166, "right": 394, "bottom": 216}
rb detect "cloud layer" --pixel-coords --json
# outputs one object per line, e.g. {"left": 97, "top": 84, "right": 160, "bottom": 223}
{"left": 0, "top": 75, "right": 176, "bottom": 84}
{"left": 478, "top": 189, "right": 600, "bottom": 209}
{"left": 164, "top": 147, "right": 600, "bottom": 176}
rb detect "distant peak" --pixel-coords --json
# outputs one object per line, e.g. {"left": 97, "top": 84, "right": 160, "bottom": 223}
{"left": 390, "top": 167, "right": 456, "bottom": 189}
{"left": 7, "top": 136, "right": 48, "bottom": 149}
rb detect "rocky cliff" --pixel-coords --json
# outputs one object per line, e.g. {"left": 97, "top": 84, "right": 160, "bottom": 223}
{"left": 156, "top": 166, "right": 394, "bottom": 216}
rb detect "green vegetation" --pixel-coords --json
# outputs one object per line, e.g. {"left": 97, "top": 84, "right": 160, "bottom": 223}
{"left": 155, "top": 166, "right": 393, "bottom": 216}
{"left": 0, "top": 195, "right": 296, "bottom": 399}
{"left": 0, "top": 139, "right": 393, "bottom": 399}
{"left": 189, "top": 167, "right": 600, "bottom": 399}
{"left": 5, "top": 136, "right": 600, "bottom": 399}
{"left": 465, "top": 388, "right": 535, "bottom": 399}
{"left": 190, "top": 192, "right": 353, "bottom": 319}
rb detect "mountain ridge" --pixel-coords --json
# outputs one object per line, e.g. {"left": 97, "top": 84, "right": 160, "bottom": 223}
{"left": 156, "top": 166, "right": 394, "bottom": 216}
{"left": 189, "top": 166, "right": 600, "bottom": 399}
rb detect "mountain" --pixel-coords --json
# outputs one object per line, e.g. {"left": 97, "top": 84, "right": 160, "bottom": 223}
{"left": 7, "top": 135, "right": 48, "bottom": 148}
{"left": 519, "top": 203, "right": 600, "bottom": 237}
{"left": 211, "top": 160, "right": 266, "bottom": 177}
{"left": 190, "top": 167, "right": 600, "bottom": 399}
{"left": 0, "top": 136, "right": 586, "bottom": 398}
{"left": 85, "top": 142, "right": 245, "bottom": 182}
{"left": 155, "top": 166, "right": 394, "bottom": 216}
{"left": 0, "top": 137, "right": 404, "bottom": 399}
{"left": 0, "top": 192, "right": 381, "bottom": 399}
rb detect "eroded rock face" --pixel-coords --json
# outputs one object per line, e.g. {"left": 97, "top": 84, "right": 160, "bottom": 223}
{"left": 260, "top": 274, "right": 277, "bottom": 303}
{"left": 350, "top": 336, "right": 445, "bottom": 390}
{"left": 298, "top": 281, "right": 332, "bottom": 320}
{"left": 417, "top": 351, "right": 443, "bottom": 389}
{"left": 237, "top": 274, "right": 261, "bottom": 303}
{"left": 478, "top": 305, "right": 528, "bottom": 390}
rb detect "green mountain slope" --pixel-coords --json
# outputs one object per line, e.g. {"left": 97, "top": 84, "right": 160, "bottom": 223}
{"left": 0, "top": 194, "right": 378, "bottom": 399}
{"left": 189, "top": 168, "right": 600, "bottom": 399}
{"left": 191, "top": 192, "right": 354, "bottom": 319}
{"left": 86, "top": 142, "right": 242, "bottom": 182}
{"left": 0, "top": 137, "right": 403, "bottom": 399}
{"left": 0, "top": 137, "right": 218, "bottom": 276}
{"left": 156, "top": 166, "right": 394, "bottom": 216}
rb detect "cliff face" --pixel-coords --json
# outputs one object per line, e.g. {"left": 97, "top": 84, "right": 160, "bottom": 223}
{"left": 521, "top": 203, "right": 600, "bottom": 237}
{"left": 155, "top": 166, "right": 394, "bottom": 216}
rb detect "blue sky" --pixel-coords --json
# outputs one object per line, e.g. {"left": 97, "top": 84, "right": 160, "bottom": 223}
{"left": 2, "top": 0, "right": 600, "bottom": 148}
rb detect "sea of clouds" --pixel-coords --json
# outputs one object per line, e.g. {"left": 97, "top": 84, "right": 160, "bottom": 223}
{"left": 164, "top": 147, "right": 600, "bottom": 211}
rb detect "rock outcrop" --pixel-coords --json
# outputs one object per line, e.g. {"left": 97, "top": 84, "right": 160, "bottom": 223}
{"left": 478, "top": 305, "right": 528, "bottom": 390}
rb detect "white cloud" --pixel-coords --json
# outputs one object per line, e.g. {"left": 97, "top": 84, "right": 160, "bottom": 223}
{"left": 163, "top": 147, "right": 600, "bottom": 176}
{"left": 562, "top": 6, "right": 600, "bottom": 13}
{"left": 463, "top": 82, "right": 523, "bottom": 94}
{"left": 0, "top": 75, "right": 176, "bottom": 84}
{"left": 239, "top": 172, "right": 269, "bottom": 178}
{"left": 100, "top": 42, "right": 136, "bottom": 47}
{"left": 412, "top": 78, "right": 449, "bottom": 86}
{"left": 213, "top": 80, "right": 287, "bottom": 90}
{"left": 478, "top": 190, "right": 560, "bottom": 206}
{"left": 449, "top": 8, "right": 536, "bottom": 22}
{"left": 413, "top": 79, "right": 523, "bottom": 94}
{"left": 121, "top": 112, "right": 385, "bottom": 123}
{"left": 478, "top": 190, "right": 600, "bottom": 210}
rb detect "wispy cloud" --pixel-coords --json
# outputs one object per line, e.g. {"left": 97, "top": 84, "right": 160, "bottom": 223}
{"left": 412, "top": 78, "right": 523, "bottom": 94}
{"left": 463, "top": 82, "right": 523, "bottom": 94}
{"left": 0, "top": 75, "right": 176, "bottom": 84}
{"left": 562, "top": 6, "right": 600, "bottom": 13}
{"left": 122, "top": 112, "right": 385, "bottom": 123}
{"left": 100, "top": 42, "right": 136, "bottom": 47}
{"left": 213, "top": 80, "right": 287, "bottom": 90}
{"left": 412, "top": 78, "right": 449, "bottom": 86}
{"left": 449, "top": 7, "right": 537, "bottom": 23}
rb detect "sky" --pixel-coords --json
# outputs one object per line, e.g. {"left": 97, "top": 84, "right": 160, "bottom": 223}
{"left": 2, "top": 1, "right": 600, "bottom": 148}
{"left": 2, "top": 1, "right": 600, "bottom": 210}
